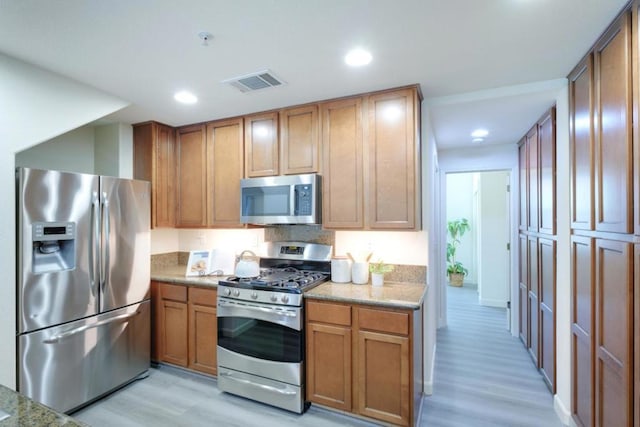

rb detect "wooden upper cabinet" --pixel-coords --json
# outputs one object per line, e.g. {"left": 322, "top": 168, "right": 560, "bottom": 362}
{"left": 569, "top": 55, "right": 594, "bottom": 231}
{"left": 206, "top": 118, "right": 244, "bottom": 227}
{"left": 245, "top": 112, "right": 279, "bottom": 177}
{"left": 518, "top": 138, "right": 528, "bottom": 231}
{"left": 176, "top": 124, "right": 207, "bottom": 227}
{"left": 367, "top": 88, "right": 420, "bottom": 230}
{"left": 526, "top": 125, "right": 539, "bottom": 233}
{"left": 538, "top": 108, "right": 556, "bottom": 235}
{"left": 594, "top": 10, "right": 633, "bottom": 234}
{"left": 280, "top": 105, "right": 319, "bottom": 175}
{"left": 133, "top": 121, "right": 176, "bottom": 228}
{"left": 322, "top": 97, "right": 364, "bottom": 229}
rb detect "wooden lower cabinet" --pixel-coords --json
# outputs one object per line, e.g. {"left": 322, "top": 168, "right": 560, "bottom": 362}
{"left": 153, "top": 282, "right": 217, "bottom": 376}
{"left": 305, "top": 300, "right": 422, "bottom": 426}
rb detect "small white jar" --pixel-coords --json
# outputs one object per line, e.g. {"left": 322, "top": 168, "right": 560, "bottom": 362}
{"left": 351, "top": 262, "right": 369, "bottom": 284}
{"left": 331, "top": 256, "right": 351, "bottom": 283}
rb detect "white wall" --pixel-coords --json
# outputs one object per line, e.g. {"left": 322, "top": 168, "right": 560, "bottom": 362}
{"left": 0, "top": 53, "right": 128, "bottom": 389}
{"left": 334, "top": 231, "right": 428, "bottom": 265}
{"left": 15, "top": 125, "right": 96, "bottom": 173}
{"left": 445, "top": 173, "right": 476, "bottom": 283}
{"left": 477, "top": 171, "right": 510, "bottom": 307}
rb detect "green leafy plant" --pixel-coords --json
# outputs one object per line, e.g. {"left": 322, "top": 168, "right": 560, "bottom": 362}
{"left": 446, "top": 218, "right": 470, "bottom": 277}
{"left": 369, "top": 260, "right": 394, "bottom": 275}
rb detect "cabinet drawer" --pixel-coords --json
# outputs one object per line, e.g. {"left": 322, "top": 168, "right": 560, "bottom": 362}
{"left": 161, "top": 283, "right": 187, "bottom": 302}
{"left": 189, "top": 287, "right": 217, "bottom": 307}
{"left": 307, "top": 301, "right": 351, "bottom": 326}
{"left": 358, "top": 307, "right": 409, "bottom": 335}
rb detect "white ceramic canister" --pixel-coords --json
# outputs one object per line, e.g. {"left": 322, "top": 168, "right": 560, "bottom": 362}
{"left": 351, "top": 261, "right": 369, "bottom": 285}
{"left": 331, "top": 256, "right": 351, "bottom": 283}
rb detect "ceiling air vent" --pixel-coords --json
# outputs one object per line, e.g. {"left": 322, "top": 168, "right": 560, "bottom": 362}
{"left": 223, "top": 69, "right": 286, "bottom": 93}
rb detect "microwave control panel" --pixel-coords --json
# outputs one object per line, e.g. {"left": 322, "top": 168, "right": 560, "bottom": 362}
{"left": 294, "top": 184, "right": 313, "bottom": 216}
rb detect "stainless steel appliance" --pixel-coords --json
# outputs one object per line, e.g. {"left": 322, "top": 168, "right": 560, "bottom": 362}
{"left": 16, "top": 167, "right": 151, "bottom": 413}
{"left": 240, "top": 173, "right": 321, "bottom": 225}
{"left": 217, "top": 241, "right": 331, "bottom": 413}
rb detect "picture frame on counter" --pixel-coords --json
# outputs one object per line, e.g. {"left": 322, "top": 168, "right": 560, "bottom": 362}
{"left": 185, "top": 250, "right": 213, "bottom": 276}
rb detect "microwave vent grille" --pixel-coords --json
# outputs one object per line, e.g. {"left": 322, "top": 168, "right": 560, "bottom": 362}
{"left": 223, "top": 69, "right": 286, "bottom": 93}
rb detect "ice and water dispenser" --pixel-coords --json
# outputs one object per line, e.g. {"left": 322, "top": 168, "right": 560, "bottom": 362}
{"left": 31, "top": 222, "right": 76, "bottom": 274}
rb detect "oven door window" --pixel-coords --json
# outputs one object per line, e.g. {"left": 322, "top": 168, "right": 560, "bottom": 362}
{"left": 242, "top": 186, "right": 290, "bottom": 217}
{"left": 218, "top": 315, "right": 302, "bottom": 363}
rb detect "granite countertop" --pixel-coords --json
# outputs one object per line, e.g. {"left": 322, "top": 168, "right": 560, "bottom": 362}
{"left": 151, "top": 266, "right": 426, "bottom": 309}
{"left": 304, "top": 281, "right": 426, "bottom": 310}
{"left": 0, "top": 385, "right": 86, "bottom": 427}
{"left": 151, "top": 265, "right": 225, "bottom": 289}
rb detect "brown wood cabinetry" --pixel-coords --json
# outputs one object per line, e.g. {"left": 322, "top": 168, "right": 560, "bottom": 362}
{"left": 206, "top": 118, "right": 244, "bottom": 227}
{"left": 538, "top": 237, "right": 556, "bottom": 392}
{"left": 527, "top": 126, "right": 539, "bottom": 233}
{"left": 539, "top": 110, "right": 556, "bottom": 235}
{"left": 305, "top": 300, "right": 422, "bottom": 426}
{"left": 153, "top": 282, "right": 217, "bottom": 376}
{"left": 322, "top": 86, "right": 421, "bottom": 231}
{"left": 280, "top": 105, "right": 319, "bottom": 175}
{"left": 527, "top": 235, "right": 539, "bottom": 366}
{"left": 176, "top": 124, "right": 207, "bottom": 227}
{"left": 245, "top": 112, "right": 279, "bottom": 177}
{"left": 519, "top": 234, "right": 529, "bottom": 346}
{"left": 519, "top": 139, "right": 528, "bottom": 230}
{"left": 133, "top": 121, "right": 176, "bottom": 228}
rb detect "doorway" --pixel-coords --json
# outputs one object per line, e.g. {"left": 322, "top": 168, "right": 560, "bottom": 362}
{"left": 443, "top": 170, "right": 512, "bottom": 329}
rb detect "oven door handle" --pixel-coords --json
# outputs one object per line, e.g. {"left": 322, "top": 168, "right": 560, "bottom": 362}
{"left": 219, "top": 372, "right": 297, "bottom": 396}
{"left": 237, "top": 304, "right": 296, "bottom": 318}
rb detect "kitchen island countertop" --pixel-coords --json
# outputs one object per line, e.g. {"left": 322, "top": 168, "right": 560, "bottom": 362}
{"left": 0, "top": 385, "right": 87, "bottom": 427}
{"left": 304, "top": 280, "right": 426, "bottom": 309}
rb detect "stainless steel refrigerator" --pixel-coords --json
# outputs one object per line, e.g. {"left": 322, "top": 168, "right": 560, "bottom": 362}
{"left": 16, "top": 167, "right": 151, "bottom": 413}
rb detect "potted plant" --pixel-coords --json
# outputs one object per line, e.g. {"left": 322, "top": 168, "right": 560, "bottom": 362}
{"left": 446, "top": 218, "right": 470, "bottom": 287}
{"left": 369, "top": 260, "right": 394, "bottom": 286}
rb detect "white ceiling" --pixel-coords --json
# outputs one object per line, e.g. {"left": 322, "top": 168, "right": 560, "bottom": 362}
{"left": 0, "top": 0, "right": 629, "bottom": 149}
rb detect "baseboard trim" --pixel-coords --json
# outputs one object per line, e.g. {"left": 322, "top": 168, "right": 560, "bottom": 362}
{"left": 553, "top": 394, "right": 572, "bottom": 426}
{"left": 479, "top": 298, "right": 507, "bottom": 308}
{"left": 424, "top": 343, "right": 436, "bottom": 395}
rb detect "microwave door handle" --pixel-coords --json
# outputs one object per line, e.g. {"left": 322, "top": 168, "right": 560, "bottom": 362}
{"left": 292, "top": 185, "right": 297, "bottom": 216}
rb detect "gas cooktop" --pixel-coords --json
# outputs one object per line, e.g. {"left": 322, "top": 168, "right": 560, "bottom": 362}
{"left": 221, "top": 267, "right": 329, "bottom": 294}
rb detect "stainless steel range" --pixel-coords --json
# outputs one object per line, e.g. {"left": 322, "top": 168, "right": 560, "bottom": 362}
{"left": 216, "top": 241, "right": 331, "bottom": 413}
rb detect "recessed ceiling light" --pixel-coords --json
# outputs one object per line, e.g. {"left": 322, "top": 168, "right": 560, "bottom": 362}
{"left": 174, "top": 91, "right": 198, "bottom": 104}
{"left": 471, "top": 129, "right": 489, "bottom": 138}
{"left": 472, "top": 138, "right": 484, "bottom": 143}
{"left": 345, "top": 49, "right": 372, "bottom": 67}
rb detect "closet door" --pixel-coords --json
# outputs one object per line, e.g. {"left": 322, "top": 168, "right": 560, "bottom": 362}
{"left": 527, "top": 235, "right": 539, "bottom": 366}
{"left": 538, "top": 109, "right": 556, "bottom": 235}
{"left": 594, "top": 239, "right": 633, "bottom": 426}
{"left": 519, "top": 139, "right": 528, "bottom": 231}
{"left": 538, "top": 237, "right": 556, "bottom": 392}
{"left": 594, "top": 11, "right": 633, "bottom": 234}
{"left": 519, "top": 234, "right": 529, "bottom": 347}
{"left": 527, "top": 127, "right": 539, "bottom": 233}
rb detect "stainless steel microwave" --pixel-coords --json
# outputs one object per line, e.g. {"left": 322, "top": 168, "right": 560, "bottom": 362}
{"left": 240, "top": 174, "right": 321, "bottom": 225}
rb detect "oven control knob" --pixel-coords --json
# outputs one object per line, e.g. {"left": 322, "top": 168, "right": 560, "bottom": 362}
{"left": 281, "top": 295, "right": 289, "bottom": 304}
{"left": 251, "top": 292, "right": 258, "bottom": 299}
{"left": 270, "top": 295, "right": 278, "bottom": 302}
{"left": 233, "top": 289, "right": 240, "bottom": 297}
{"left": 223, "top": 288, "right": 231, "bottom": 296}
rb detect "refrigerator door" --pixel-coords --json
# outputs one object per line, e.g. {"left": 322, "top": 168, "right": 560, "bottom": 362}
{"left": 18, "top": 300, "right": 150, "bottom": 413}
{"left": 17, "top": 168, "right": 100, "bottom": 334}
{"left": 100, "top": 176, "right": 150, "bottom": 313}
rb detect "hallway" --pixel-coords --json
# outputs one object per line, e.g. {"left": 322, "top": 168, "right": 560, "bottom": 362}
{"left": 421, "top": 285, "right": 562, "bottom": 426}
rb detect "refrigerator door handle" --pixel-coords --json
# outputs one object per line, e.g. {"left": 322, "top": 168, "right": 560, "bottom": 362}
{"left": 100, "top": 192, "right": 111, "bottom": 295}
{"left": 90, "top": 192, "right": 100, "bottom": 297}
{"left": 42, "top": 310, "right": 142, "bottom": 344}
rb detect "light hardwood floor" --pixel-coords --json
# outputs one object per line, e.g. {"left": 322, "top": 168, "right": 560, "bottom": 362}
{"left": 74, "top": 284, "right": 562, "bottom": 427}
{"left": 421, "top": 284, "right": 563, "bottom": 427}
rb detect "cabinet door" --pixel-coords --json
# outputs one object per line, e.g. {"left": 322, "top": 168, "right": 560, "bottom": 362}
{"left": 176, "top": 124, "right": 207, "bottom": 227}
{"left": 571, "top": 236, "right": 594, "bottom": 427}
{"left": 306, "top": 322, "right": 352, "bottom": 411}
{"left": 594, "top": 11, "right": 633, "bottom": 234}
{"left": 569, "top": 55, "right": 594, "bottom": 231}
{"left": 595, "top": 239, "right": 633, "bottom": 426}
{"left": 518, "top": 139, "right": 528, "bottom": 231}
{"left": 188, "top": 303, "right": 217, "bottom": 375}
{"left": 245, "top": 112, "right": 278, "bottom": 177}
{"left": 321, "top": 97, "right": 364, "bottom": 228}
{"left": 528, "top": 235, "right": 539, "bottom": 366}
{"left": 280, "top": 105, "right": 319, "bottom": 175}
{"left": 538, "top": 238, "right": 556, "bottom": 392}
{"left": 207, "top": 118, "right": 244, "bottom": 227}
{"left": 357, "top": 330, "right": 410, "bottom": 426}
{"left": 519, "top": 234, "right": 529, "bottom": 346}
{"left": 159, "top": 299, "right": 188, "bottom": 367}
{"left": 634, "top": 244, "right": 639, "bottom": 427}
{"left": 527, "top": 126, "right": 539, "bottom": 232}
{"left": 367, "top": 88, "right": 419, "bottom": 230}
{"left": 150, "top": 281, "right": 161, "bottom": 362}
{"left": 538, "top": 109, "right": 556, "bottom": 235}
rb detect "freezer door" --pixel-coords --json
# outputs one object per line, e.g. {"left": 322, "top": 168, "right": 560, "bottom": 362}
{"left": 100, "top": 176, "right": 150, "bottom": 312}
{"left": 18, "top": 300, "right": 150, "bottom": 413}
{"left": 17, "top": 168, "right": 100, "bottom": 333}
